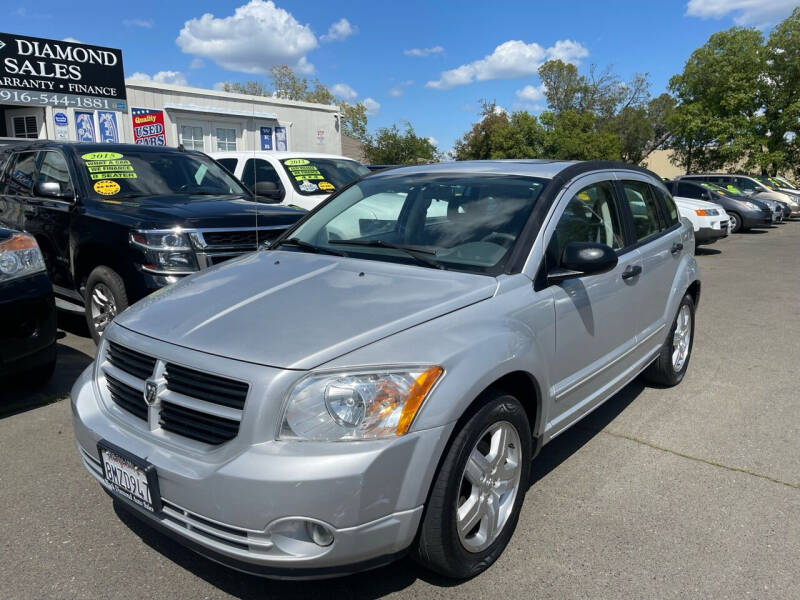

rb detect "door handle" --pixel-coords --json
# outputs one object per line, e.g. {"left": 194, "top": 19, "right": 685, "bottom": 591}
{"left": 621, "top": 265, "right": 642, "bottom": 280}
{"left": 671, "top": 242, "right": 683, "bottom": 255}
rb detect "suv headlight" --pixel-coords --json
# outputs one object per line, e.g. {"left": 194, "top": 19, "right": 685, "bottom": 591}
{"left": 279, "top": 366, "right": 444, "bottom": 441}
{"left": 694, "top": 208, "right": 718, "bottom": 216}
{"left": 130, "top": 229, "right": 198, "bottom": 274}
{"left": 0, "top": 232, "right": 46, "bottom": 282}
{"left": 739, "top": 201, "right": 760, "bottom": 210}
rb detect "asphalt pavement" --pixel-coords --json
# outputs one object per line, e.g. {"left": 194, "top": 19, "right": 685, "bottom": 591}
{"left": 1, "top": 222, "right": 798, "bottom": 599}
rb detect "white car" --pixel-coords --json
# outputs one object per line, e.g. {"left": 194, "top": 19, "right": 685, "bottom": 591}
{"left": 211, "top": 151, "right": 370, "bottom": 211}
{"left": 672, "top": 196, "right": 730, "bottom": 245}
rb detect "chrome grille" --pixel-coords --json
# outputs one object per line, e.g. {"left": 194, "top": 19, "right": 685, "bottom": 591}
{"left": 190, "top": 227, "right": 289, "bottom": 269}
{"left": 107, "top": 341, "right": 157, "bottom": 380}
{"left": 164, "top": 363, "right": 248, "bottom": 410}
{"left": 101, "top": 342, "right": 249, "bottom": 445}
{"left": 106, "top": 375, "right": 148, "bottom": 420}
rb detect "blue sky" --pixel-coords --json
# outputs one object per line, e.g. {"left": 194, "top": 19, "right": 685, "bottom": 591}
{"left": 6, "top": 0, "right": 798, "bottom": 153}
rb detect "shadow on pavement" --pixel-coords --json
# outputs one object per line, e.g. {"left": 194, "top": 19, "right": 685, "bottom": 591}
{"left": 695, "top": 247, "right": 722, "bottom": 256}
{"left": 109, "top": 378, "right": 648, "bottom": 598}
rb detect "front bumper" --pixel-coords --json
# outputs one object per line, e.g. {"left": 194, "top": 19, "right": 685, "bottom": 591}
{"left": 0, "top": 272, "right": 57, "bottom": 378}
{"left": 71, "top": 364, "right": 449, "bottom": 577}
{"left": 740, "top": 210, "right": 773, "bottom": 228}
{"left": 694, "top": 225, "right": 728, "bottom": 245}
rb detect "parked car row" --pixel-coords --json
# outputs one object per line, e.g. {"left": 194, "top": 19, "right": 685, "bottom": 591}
{"left": 1, "top": 147, "right": 792, "bottom": 581}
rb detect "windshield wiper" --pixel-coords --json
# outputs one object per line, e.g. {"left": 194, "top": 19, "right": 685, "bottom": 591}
{"left": 275, "top": 237, "right": 346, "bottom": 256}
{"left": 329, "top": 239, "right": 444, "bottom": 269}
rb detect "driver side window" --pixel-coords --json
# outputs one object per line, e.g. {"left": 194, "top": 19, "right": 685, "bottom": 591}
{"left": 551, "top": 181, "right": 623, "bottom": 263}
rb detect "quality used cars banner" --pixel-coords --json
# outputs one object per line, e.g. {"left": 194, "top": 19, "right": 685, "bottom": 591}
{"left": 131, "top": 108, "right": 166, "bottom": 146}
{"left": 0, "top": 32, "right": 127, "bottom": 111}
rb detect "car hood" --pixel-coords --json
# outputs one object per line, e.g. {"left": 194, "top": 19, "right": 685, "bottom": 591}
{"left": 673, "top": 197, "right": 723, "bottom": 211}
{"left": 115, "top": 250, "right": 497, "bottom": 370}
{"left": 92, "top": 194, "right": 305, "bottom": 229}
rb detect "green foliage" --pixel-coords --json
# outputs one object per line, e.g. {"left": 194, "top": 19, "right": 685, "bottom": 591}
{"left": 220, "top": 65, "right": 368, "bottom": 143}
{"left": 363, "top": 123, "right": 440, "bottom": 165}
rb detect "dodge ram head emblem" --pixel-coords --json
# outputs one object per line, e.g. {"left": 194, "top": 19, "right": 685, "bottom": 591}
{"left": 144, "top": 380, "right": 159, "bottom": 406}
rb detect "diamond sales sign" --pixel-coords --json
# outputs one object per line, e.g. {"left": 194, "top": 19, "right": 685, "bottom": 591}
{"left": 0, "top": 32, "right": 127, "bottom": 111}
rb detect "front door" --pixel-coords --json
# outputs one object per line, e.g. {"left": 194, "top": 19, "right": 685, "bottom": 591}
{"left": 538, "top": 175, "right": 643, "bottom": 436}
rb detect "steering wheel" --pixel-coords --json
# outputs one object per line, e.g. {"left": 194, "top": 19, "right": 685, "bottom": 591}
{"left": 481, "top": 232, "right": 516, "bottom": 248}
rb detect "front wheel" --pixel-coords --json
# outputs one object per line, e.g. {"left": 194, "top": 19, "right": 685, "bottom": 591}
{"left": 642, "top": 293, "right": 695, "bottom": 387}
{"left": 84, "top": 266, "right": 129, "bottom": 343}
{"left": 728, "top": 212, "right": 742, "bottom": 233}
{"left": 413, "top": 391, "right": 531, "bottom": 579}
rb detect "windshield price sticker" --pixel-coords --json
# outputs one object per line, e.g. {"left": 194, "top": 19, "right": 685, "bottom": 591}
{"left": 299, "top": 180, "right": 318, "bottom": 192}
{"left": 90, "top": 172, "right": 138, "bottom": 180}
{"left": 81, "top": 152, "right": 123, "bottom": 161}
{"left": 94, "top": 180, "right": 120, "bottom": 195}
{"left": 87, "top": 165, "right": 134, "bottom": 173}
{"left": 318, "top": 181, "right": 334, "bottom": 192}
{"left": 284, "top": 158, "right": 310, "bottom": 166}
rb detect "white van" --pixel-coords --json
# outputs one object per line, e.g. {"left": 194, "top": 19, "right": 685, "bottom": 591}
{"left": 211, "top": 151, "right": 371, "bottom": 211}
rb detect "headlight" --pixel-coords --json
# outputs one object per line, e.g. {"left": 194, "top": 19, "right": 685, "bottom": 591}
{"left": 130, "top": 229, "right": 198, "bottom": 274}
{"left": 739, "top": 201, "right": 760, "bottom": 210}
{"left": 0, "top": 232, "right": 46, "bottom": 282}
{"left": 279, "top": 366, "right": 444, "bottom": 441}
{"left": 694, "top": 209, "right": 718, "bottom": 216}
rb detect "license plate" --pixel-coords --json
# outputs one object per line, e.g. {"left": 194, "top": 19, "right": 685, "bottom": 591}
{"left": 98, "top": 441, "right": 162, "bottom": 513}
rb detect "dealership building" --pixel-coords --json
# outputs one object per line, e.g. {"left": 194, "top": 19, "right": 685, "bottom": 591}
{"left": 0, "top": 32, "right": 344, "bottom": 155}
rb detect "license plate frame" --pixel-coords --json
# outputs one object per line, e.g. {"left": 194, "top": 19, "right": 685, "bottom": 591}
{"left": 97, "top": 439, "right": 162, "bottom": 513}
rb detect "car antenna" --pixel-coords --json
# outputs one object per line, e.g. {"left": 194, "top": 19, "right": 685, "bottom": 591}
{"left": 177, "top": 143, "right": 185, "bottom": 152}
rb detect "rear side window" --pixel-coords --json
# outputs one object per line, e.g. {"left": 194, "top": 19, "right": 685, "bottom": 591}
{"left": 734, "top": 177, "right": 759, "bottom": 192}
{"left": 241, "top": 159, "right": 283, "bottom": 191}
{"left": 4, "top": 152, "right": 37, "bottom": 196}
{"left": 653, "top": 186, "right": 679, "bottom": 226}
{"left": 620, "top": 180, "right": 666, "bottom": 241}
{"left": 216, "top": 158, "right": 238, "bottom": 173}
{"left": 677, "top": 181, "right": 703, "bottom": 200}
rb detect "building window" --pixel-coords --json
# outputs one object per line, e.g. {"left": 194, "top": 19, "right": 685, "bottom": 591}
{"left": 215, "top": 128, "right": 237, "bottom": 151}
{"left": 12, "top": 116, "right": 39, "bottom": 139}
{"left": 180, "top": 125, "right": 204, "bottom": 151}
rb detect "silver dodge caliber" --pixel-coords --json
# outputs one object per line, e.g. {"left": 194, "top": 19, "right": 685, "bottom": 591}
{"left": 71, "top": 160, "right": 700, "bottom": 579}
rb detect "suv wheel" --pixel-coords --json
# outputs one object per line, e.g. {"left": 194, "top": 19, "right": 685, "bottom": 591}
{"left": 413, "top": 390, "right": 531, "bottom": 579}
{"left": 85, "top": 266, "right": 128, "bottom": 343}
{"left": 642, "top": 293, "right": 695, "bottom": 386}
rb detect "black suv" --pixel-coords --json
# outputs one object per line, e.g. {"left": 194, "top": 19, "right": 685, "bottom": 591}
{"left": 0, "top": 142, "right": 305, "bottom": 341}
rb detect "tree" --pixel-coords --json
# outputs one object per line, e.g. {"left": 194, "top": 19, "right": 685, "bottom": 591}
{"left": 362, "top": 123, "right": 440, "bottom": 165}
{"left": 220, "top": 65, "right": 368, "bottom": 141}
{"left": 667, "top": 27, "right": 765, "bottom": 172}
{"left": 453, "top": 101, "right": 546, "bottom": 160}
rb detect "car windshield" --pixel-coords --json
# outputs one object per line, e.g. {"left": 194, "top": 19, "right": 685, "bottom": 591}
{"left": 700, "top": 182, "right": 736, "bottom": 197}
{"left": 78, "top": 150, "right": 248, "bottom": 200}
{"left": 279, "top": 158, "right": 370, "bottom": 196}
{"left": 281, "top": 173, "right": 548, "bottom": 274}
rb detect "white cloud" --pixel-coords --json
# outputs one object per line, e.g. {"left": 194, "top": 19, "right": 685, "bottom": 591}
{"left": 176, "top": 0, "right": 318, "bottom": 75}
{"left": 331, "top": 83, "right": 358, "bottom": 100}
{"left": 404, "top": 45, "right": 444, "bottom": 57}
{"left": 321, "top": 17, "right": 357, "bottom": 42}
{"left": 362, "top": 97, "right": 381, "bottom": 116}
{"left": 388, "top": 80, "right": 413, "bottom": 97}
{"left": 128, "top": 71, "right": 188, "bottom": 86}
{"left": 426, "top": 39, "right": 588, "bottom": 90}
{"left": 189, "top": 57, "right": 205, "bottom": 69}
{"left": 427, "top": 136, "right": 438, "bottom": 147}
{"left": 123, "top": 18, "right": 153, "bottom": 28}
{"left": 493, "top": 105, "right": 508, "bottom": 116}
{"left": 212, "top": 81, "right": 227, "bottom": 91}
{"left": 62, "top": 37, "right": 82, "bottom": 43}
{"left": 686, "top": 0, "right": 797, "bottom": 26}
{"left": 515, "top": 83, "right": 545, "bottom": 103}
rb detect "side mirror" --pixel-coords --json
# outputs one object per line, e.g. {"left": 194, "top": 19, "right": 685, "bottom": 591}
{"left": 548, "top": 241, "right": 618, "bottom": 284}
{"left": 253, "top": 181, "right": 282, "bottom": 202}
{"left": 35, "top": 181, "right": 73, "bottom": 200}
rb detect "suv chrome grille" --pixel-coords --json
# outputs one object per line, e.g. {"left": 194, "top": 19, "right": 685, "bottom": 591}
{"left": 164, "top": 363, "right": 248, "bottom": 410}
{"left": 160, "top": 401, "right": 240, "bottom": 445}
{"left": 101, "top": 342, "right": 249, "bottom": 445}
{"left": 107, "top": 341, "right": 157, "bottom": 380}
{"left": 190, "top": 227, "right": 288, "bottom": 269}
{"left": 106, "top": 375, "right": 148, "bottom": 420}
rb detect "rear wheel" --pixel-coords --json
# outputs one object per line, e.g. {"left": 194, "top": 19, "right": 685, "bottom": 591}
{"left": 413, "top": 391, "right": 531, "bottom": 579}
{"left": 642, "top": 293, "right": 695, "bottom": 387}
{"left": 84, "top": 266, "right": 128, "bottom": 343}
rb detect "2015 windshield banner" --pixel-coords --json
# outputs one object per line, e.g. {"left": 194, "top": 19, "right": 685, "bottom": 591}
{"left": 0, "top": 32, "right": 127, "bottom": 111}
{"left": 131, "top": 108, "right": 166, "bottom": 146}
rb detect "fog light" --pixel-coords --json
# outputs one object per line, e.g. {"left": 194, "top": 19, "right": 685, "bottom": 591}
{"left": 306, "top": 521, "right": 334, "bottom": 547}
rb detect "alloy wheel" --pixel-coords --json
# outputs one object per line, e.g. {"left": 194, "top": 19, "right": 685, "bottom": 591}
{"left": 90, "top": 283, "right": 118, "bottom": 337}
{"left": 456, "top": 421, "right": 522, "bottom": 553}
{"left": 671, "top": 304, "right": 692, "bottom": 372}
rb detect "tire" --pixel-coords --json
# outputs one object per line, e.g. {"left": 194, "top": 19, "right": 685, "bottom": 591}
{"left": 413, "top": 390, "right": 531, "bottom": 579}
{"left": 84, "top": 266, "right": 128, "bottom": 343}
{"left": 728, "top": 212, "right": 742, "bottom": 233}
{"left": 642, "top": 293, "right": 695, "bottom": 387}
